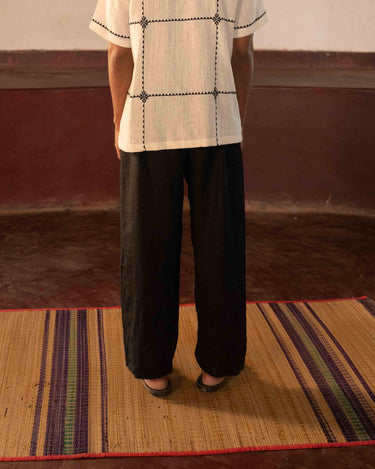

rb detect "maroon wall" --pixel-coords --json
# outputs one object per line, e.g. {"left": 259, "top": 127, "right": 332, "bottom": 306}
{"left": 243, "top": 86, "right": 374, "bottom": 211}
{"left": 1, "top": 88, "right": 119, "bottom": 208}
{"left": 0, "top": 50, "right": 374, "bottom": 212}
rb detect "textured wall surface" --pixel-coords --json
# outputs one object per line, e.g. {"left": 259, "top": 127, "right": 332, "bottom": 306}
{"left": 1, "top": 0, "right": 375, "bottom": 51}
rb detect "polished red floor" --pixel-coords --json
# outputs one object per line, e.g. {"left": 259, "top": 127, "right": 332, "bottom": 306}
{"left": 1, "top": 208, "right": 374, "bottom": 468}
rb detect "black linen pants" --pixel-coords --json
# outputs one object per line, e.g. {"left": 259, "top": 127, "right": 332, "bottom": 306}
{"left": 119, "top": 142, "right": 246, "bottom": 379}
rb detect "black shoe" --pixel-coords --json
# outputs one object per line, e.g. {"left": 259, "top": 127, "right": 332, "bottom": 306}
{"left": 196, "top": 372, "right": 227, "bottom": 393}
{"left": 141, "top": 378, "right": 172, "bottom": 397}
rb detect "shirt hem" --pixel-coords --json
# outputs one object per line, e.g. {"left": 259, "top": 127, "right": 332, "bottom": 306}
{"left": 118, "top": 135, "right": 243, "bottom": 153}
{"left": 89, "top": 20, "right": 131, "bottom": 48}
{"left": 233, "top": 12, "right": 269, "bottom": 38}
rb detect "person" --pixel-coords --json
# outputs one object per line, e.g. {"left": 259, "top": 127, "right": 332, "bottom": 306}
{"left": 89, "top": 0, "right": 268, "bottom": 397}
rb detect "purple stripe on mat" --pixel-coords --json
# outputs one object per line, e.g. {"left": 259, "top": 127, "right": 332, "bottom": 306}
{"left": 97, "top": 308, "right": 108, "bottom": 453}
{"left": 74, "top": 309, "right": 89, "bottom": 454}
{"left": 43, "top": 310, "right": 70, "bottom": 455}
{"left": 30, "top": 310, "right": 51, "bottom": 456}
{"left": 287, "top": 302, "right": 375, "bottom": 439}
{"left": 269, "top": 302, "right": 359, "bottom": 441}
{"left": 309, "top": 299, "right": 375, "bottom": 404}
{"left": 257, "top": 303, "right": 337, "bottom": 443}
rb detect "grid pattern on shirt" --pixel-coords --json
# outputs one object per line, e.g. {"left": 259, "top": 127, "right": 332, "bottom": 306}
{"left": 89, "top": 1, "right": 268, "bottom": 153}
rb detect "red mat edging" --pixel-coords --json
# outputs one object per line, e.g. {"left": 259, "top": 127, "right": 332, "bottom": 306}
{"left": 0, "top": 295, "right": 369, "bottom": 312}
{"left": 0, "top": 438, "right": 375, "bottom": 461}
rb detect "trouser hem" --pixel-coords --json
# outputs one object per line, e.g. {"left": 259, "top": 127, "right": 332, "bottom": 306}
{"left": 127, "top": 363, "right": 174, "bottom": 380}
{"left": 194, "top": 350, "right": 245, "bottom": 377}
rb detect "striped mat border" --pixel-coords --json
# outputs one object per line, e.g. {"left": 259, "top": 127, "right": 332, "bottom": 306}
{"left": 0, "top": 295, "right": 374, "bottom": 461}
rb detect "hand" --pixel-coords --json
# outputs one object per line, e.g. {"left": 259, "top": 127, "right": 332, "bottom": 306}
{"left": 114, "top": 126, "right": 121, "bottom": 160}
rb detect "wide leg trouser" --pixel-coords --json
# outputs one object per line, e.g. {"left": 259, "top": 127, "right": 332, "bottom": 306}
{"left": 119, "top": 143, "right": 246, "bottom": 379}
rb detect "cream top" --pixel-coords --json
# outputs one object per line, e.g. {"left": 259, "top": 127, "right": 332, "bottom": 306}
{"left": 89, "top": 0, "right": 269, "bottom": 153}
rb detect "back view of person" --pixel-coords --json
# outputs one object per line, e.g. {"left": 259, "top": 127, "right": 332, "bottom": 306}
{"left": 89, "top": 0, "right": 269, "bottom": 397}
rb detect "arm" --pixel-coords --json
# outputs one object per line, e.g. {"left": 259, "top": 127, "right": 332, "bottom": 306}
{"left": 108, "top": 42, "right": 134, "bottom": 159}
{"left": 231, "top": 34, "right": 254, "bottom": 149}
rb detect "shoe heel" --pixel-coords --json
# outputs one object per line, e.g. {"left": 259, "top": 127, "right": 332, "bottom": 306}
{"left": 142, "top": 379, "right": 172, "bottom": 397}
{"left": 196, "top": 372, "right": 227, "bottom": 393}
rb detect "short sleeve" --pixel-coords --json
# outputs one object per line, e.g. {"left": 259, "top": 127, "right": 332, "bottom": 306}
{"left": 89, "top": 0, "right": 131, "bottom": 48}
{"left": 233, "top": 0, "right": 268, "bottom": 38}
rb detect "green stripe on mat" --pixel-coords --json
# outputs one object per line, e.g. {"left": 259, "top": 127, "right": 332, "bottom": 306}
{"left": 281, "top": 303, "right": 369, "bottom": 440}
{"left": 64, "top": 309, "right": 77, "bottom": 455}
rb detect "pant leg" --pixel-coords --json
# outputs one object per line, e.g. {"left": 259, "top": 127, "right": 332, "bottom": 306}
{"left": 184, "top": 142, "right": 247, "bottom": 377}
{"left": 119, "top": 147, "right": 186, "bottom": 379}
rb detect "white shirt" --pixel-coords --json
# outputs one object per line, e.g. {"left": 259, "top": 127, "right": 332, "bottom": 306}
{"left": 89, "top": 0, "right": 268, "bottom": 153}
